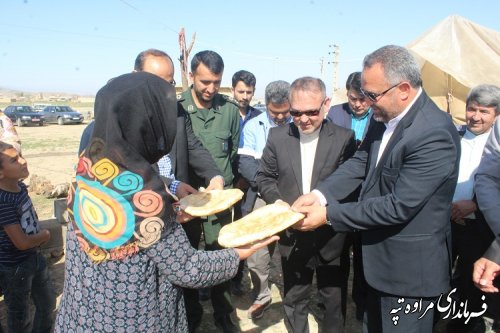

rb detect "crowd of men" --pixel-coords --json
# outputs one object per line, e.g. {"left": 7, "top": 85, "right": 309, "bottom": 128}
{"left": 81, "top": 46, "right": 500, "bottom": 333}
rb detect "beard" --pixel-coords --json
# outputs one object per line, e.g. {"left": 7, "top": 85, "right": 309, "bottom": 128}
{"left": 194, "top": 88, "right": 214, "bottom": 103}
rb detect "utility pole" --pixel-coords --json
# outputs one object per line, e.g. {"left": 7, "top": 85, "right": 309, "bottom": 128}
{"left": 178, "top": 28, "right": 196, "bottom": 90}
{"left": 319, "top": 57, "right": 325, "bottom": 80}
{"left": 328, "top": 44, "right": 340, "bottom": 97}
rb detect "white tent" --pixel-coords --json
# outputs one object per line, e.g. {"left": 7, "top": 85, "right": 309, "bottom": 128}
{"left": 407, "top": 15, "right": 500, "bottom": 124}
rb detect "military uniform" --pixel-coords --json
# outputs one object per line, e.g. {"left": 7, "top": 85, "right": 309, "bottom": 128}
{"left": 178, "top": 87, "right": 241, "bottom": 328}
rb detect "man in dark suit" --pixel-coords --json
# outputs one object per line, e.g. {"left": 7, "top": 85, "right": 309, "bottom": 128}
{"left": 256, "top": 77, "right": 357, "bottom": 333}
{"left": 327, "top": 71, "right": 372, "bottom": 147}
{"left": 293, "top": 45, "right": 460, "bottom": 332}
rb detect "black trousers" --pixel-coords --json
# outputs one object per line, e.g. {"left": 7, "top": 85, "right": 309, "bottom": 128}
{"left": 364, "top": 286, "right": 436, "bottom": 333}
{"left": 281, "top": 245, "right": 348, "bottom": 333}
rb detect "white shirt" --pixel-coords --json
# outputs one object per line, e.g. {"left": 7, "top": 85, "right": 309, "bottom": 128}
{"left": 299, "top": 128, "right": 320, "bottom": 194}
{"left": 453, "top": 129, "right": 491, "bottom": 209}
{"left": 376, "top": 88, "right": 423, "bottom": 166}
{"left": 314, "top": 88, "right": 423, "bottom": 206}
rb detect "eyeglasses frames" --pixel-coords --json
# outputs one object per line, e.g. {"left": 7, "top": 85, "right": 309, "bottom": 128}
{"left": 361, "top": 82, "right": 401, "bottom": 103}
{"left": 289, "top": 98, "right": 325, "bottom": 117}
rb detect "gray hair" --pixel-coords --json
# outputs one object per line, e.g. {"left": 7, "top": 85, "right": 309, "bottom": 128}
{"left": 363, "top": 45, "right": 422, "bottom": 88}
{"left": 466, "top": 84, "right": 500, "bottom": 115}
{"left": 289, "top": 77, "right": 326, "bottom": 100}
{"left": 265, "top": 80, "right": 290, "bottom": 105}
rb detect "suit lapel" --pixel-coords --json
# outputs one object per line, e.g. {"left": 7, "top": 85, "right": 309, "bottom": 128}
{"left": 287, "top": 124, "right": 303, "bottom": 195}
{"left": 311, "top": 121, "right": 331, "bottom": 188}
{"left": 362, "top": 93, "right": 427, "bottom": 194}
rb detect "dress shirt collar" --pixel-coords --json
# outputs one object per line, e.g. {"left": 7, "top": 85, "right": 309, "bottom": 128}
{"left": 384, "top": 87, "right": 423, "bottom": 130}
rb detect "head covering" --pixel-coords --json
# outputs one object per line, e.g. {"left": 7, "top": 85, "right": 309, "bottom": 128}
{"left": 67, "top": 71, "right": 177, "bottom": 262}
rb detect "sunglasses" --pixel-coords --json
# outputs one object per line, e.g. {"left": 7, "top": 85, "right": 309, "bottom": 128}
{"left": 289, "top": 98, "right": 325, "bottom": 117}
{"left": 361, "top": 82, "right": 401, "bottom": 103}
{"left": 169, "top": 79, "right": 176, "bottom": 87}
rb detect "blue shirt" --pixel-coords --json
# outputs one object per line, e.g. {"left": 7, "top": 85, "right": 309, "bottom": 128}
{"left": 351, "top": 109, "right": 371, "bottom": 142}
{"left": 238, "top": 112, "right": 291, "bottom": 159}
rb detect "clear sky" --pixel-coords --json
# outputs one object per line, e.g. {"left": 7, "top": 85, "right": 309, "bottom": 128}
{"left": 1, "top": 0, "right": 499, "bottom": 100}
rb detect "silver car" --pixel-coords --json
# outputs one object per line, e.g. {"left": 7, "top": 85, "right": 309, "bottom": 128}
{"left": 40, "top": 106, "right": 84, "bottom": 125}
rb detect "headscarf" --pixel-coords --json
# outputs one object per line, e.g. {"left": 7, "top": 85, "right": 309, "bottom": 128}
{"left": 67, "top": 72, "right": 177, "bottom": 262}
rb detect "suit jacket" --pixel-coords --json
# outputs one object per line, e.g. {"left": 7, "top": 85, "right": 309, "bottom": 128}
{"left": 317, "top": 91, "right": 460, "bottom": 297}
{"left": 257, "top": 120, "right": 356, "bottom": 261}
{"left": 484, "top": 238, "right": 500, "bottom": 263}
{"left": 163, "top": 105, "right": 221, "bottom": 186}
{"left": 327, "top": 102, "right": 372, "bottom": 140}
{"left": 475, "top": 118, "right": 500, "bottom": 236}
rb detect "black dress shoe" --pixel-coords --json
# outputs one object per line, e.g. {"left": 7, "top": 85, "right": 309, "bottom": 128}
{"left": 214, "top": 314, "right": 239, "bottom": 333}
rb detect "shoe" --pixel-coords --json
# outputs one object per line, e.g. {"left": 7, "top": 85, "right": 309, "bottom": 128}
{"left": 214, "top": 314, "right": 239, "bottom": 333}
{"left": 247, "top": 299, "right": 272, "bottom": 319}
{"left": 187, "top": 315, "right": 201, "bottom": 333}
{"left": 230, "top": 280, "right": 245, "bottom": 296}
{"left": 199, "top": 287, "right": 211, "bottom": 301}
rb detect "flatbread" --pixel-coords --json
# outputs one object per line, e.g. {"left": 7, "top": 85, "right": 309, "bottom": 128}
{"left": 218, "top": 203, "right": 304, "bottom": 248}
{"left": 178, "top": 189, "right": 244, "bottom": 217}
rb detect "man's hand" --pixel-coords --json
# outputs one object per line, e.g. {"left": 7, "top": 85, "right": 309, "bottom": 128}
{"left": 291, "top": 192, "right": 321, "bottom": 210}
{"left": 473, "top": 257, "right": 500, "bottom": 293}
{"left": 172, "top": 203, "right": 196, "bottom": 224}
{"left": 176, "top": 182, "right": 198, "bottom": 199}
{"left": 292, "top": 205, "right": 327, "bottom": 231}
{"left": 206, "top": 176, "right": 224, "bottom": 191}
{"left": 451, "top": 200, "right": 477, "bottom": 222}
{"left": 234, "top": 236, "right": 279, "bottom": 260}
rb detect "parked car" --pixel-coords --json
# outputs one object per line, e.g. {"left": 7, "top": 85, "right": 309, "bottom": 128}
{"left": 40, "top": 106, "right": 84, "bottom": 125}
{"left": 253, "top": 103, "right": 267, "bottom": 113}
{"left": 3, "top": 105, "right": 44, "bottom": 126}
{"left": 33, "top": 103, "right": 52, "bottom": 112}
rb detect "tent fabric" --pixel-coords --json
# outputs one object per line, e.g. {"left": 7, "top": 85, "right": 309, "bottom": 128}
{"left": 407, "top": 15, "right": 500, "bottom": 124}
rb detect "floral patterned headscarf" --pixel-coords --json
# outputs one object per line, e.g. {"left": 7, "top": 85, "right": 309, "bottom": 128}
{"left": 67, "top": 72, "right": 177, "bottom": 262}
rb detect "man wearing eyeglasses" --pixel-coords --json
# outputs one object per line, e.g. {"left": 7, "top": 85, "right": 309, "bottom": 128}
{"left": 293, "top": 45, "right": 460, "bottom": 332}
{"left": 256, "top": 77, "right": 357, "bottom": 333}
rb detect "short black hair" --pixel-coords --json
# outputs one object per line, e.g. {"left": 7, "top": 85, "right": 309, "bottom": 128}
{"left": 191, "top": 50, "right": 224, "bottom": 74}
{"left": 345, "top": 72, "right": 362, "bottom": 93}
{"left": 232, "top": 70, "right": 256, "bottom": 88}
{"left": 0, "top": 141, "right": 14, "bottom": 169}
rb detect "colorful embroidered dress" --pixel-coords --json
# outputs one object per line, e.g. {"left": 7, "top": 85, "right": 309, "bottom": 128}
{"left": 55, "top": 72, "right": 239, "bottom": 332}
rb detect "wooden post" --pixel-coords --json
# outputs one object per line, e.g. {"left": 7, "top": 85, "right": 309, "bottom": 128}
{"left": 178, "top": 27, "right": 196, "bottom": 91}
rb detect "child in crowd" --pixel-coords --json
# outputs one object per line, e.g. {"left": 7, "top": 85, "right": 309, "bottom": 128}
{"left": 0, "top": 141, "right": 55, "bottom": 333}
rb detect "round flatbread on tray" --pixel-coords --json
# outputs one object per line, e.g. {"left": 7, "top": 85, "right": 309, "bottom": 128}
{"left": 218, "top": 203, "right": 304, "bottom": 248}
{"left": 178, "top": 189, "right": 244, "bottom": 217}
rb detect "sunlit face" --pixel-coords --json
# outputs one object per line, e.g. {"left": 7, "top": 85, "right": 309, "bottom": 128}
{"left": 290, "top": 90, "right": 327, "bottom": 134}
{"left": 465, "top": 101, "right": 497, "bottom": 135}
{"left": 267, "top": 102, "right": 291, "bottom": 126}
{"left": 0, "top": 148, "right": 29, "bottom": 180}
{"left": 347, "top": 89, "right": 370, "bottom": 118}
{"left": 232, "top": 81, "right": 255, "bottom": 109}
{"left": 189, "top": 63, "right": 222, "bottom": 105}
{"left": 361, "top": 63, "right": 402, "bottom": 123}
{"left": 141, "top": 55, "right": 175, "bottom": 84}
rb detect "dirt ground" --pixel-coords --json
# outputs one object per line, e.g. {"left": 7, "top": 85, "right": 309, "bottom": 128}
{"left": 0, "top": 122, "right": 455, "bottom": 332}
